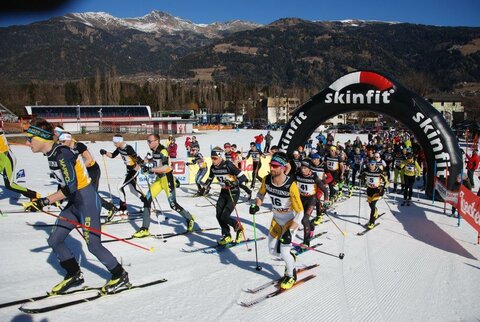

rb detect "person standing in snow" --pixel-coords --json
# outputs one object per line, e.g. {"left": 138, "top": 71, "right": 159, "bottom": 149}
{"left": 23, "top": 118, "right": 129, "bottom": 295}
{"left": 264, "top": 131, "right": 273, "bottom": 153}
{"left": 249, "top": 152, "right": 303, "bottom": 290}
{"left": 0, "top": 112, "right": 40, "bottom": 200}
{"left": 100, "top": 135, "right": 145, "bottom": 215}
{"left": 359, "top": 158, "right": 389, "bottom": 229}
{"left": 202, "top": 147, "right": 247, "bottom": 245}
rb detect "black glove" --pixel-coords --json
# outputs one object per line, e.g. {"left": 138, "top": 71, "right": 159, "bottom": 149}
{"left": 280, "top": 229, "right": 292, "bottom": 244}
{"left": 141, "top": 163, "right": 153, "bottom": 173}
{"left": 23, "top": 198, "right": 50, "bottom": 212}
{"left": 100, "top": 149, "right": 107, "bottom": 155}
{"left": 185, "top": 162, "right": 192, "bottom": 166}
{"left": 49, "top": 172, "right": 56, "bottom": 179}
{"left": 224, "top": 179, "right": 234, "bottom": 188}
{"left": 249, "top": 204, "right": 259, "bottom": 215}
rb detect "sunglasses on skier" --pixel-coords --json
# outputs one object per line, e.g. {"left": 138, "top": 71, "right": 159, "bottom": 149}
{"left": 269, "top": 163, "right": 283, "bottom": 169}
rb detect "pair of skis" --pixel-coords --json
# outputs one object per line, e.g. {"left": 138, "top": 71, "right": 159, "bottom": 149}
{"left": 356, "top": 213, "right": 386, "bottom": 236}
{"left": 0, "top": 278, "right": 167, "bottom": 313}
{"left": 240, "top": 264, "right": 319, "bottom": 307}
{"left": 182, "top": 236, "right": 266, "bottom": 254}
{"left": 101, "top": 227, "right": 220, "bottom": 244}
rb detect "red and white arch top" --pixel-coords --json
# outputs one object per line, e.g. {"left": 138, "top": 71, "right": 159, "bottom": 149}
{"left": 329, "top": 71, "right": 393, "bottom": 92}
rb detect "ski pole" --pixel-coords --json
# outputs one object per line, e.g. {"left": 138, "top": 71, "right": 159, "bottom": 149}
{"left": 252, "top": 212, "right": 261, "bottom": 271}
{"left": 102, "top": 155, "right": 114, "bottom": 202}
{"left": 202, "top": 193, "right": 217, "bottom": 207}
{"left": 357, "top": 178, "right": 362, "bottom": 224}
{"left": 291, "top": 241, "right": 345, "bottom": 259}
{"left": 36, "top": 206, "right": 154, "bottom": 252}
{"left": 227, "top": 188, "right": 251, "bottom": 251}
{"left": 325, "top": 211, "right": 347, "bottom": 236}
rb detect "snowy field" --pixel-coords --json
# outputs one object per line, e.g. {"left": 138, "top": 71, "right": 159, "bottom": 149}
{"left": 1, "top": 129, "right": 479, "bottom": 322}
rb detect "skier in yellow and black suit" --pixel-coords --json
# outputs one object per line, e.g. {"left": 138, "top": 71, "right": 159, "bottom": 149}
{"left": 0, "top": 113, "right": 39, "bottom": 200}
{"left": 23, "top": 118, "right": 129, "bottom": 295}
{"left": 249, "top": 152, "right": 304, "bottom": 290}
{"left": 400, "top": 152, "right": 422, "bottom": 204}
{"left": 359, "top": 158, "right": 389, "bottom": 229}
{"left": 134, "top": 134, "right": 195, "bottom": 238}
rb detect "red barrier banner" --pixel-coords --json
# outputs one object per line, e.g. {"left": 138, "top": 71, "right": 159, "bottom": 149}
{"left": 458, "top": 185, "right": 480, "bottom": 234}
{"left": 434, "top": 176, "right": 458, "bottom": 207}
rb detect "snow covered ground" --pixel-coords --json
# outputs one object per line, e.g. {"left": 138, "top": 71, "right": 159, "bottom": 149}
{"left": 1, "top": 129, "right": 479, "bottom": 322}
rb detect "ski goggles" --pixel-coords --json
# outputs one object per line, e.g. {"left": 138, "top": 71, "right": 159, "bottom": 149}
{"left": 26, "top": 125, "right": 54, "bottom": 142}
{"left": 112, "top": 136, "right": 124, "bottom": 143}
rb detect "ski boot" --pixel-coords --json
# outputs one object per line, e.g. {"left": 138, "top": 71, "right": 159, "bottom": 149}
{"left": 132, "top": 227, "right": 150, "bottom": 238}
{"left": 118, "top": 201, "right": 128, "bottom": 216}
{"left": 106, "top": 207, "right": 119, "bottom": 222}
{"left": 280, "top": 274, "right": 297, "bottom": 290}
{"left": 102, "top": 265, "right": 130, "bottom": 294}
{"left": 187, "top": 217, "right": 195, "bottom": 232}
{"left": 313, "top": 214, "right": 324, "bottom": 225}
{"left": 50, "top": 258, "right": 84, "bottom": 295}
{"left": 218, "top": 234, "right": 232, "bottom": 246}
{"left": 367, "top": 222, "right": 375, "bottom": 229}
{"left": 234, "top": 223, "right": 244, "bottom": 243}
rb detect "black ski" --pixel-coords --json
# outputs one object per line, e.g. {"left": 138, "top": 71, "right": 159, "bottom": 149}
{"left": 245, "top": 264, "right": 319, "bottom": 294}
{"left": 102, "top": 227, "right": 219, "bottom": 244}
{"left": 182, "top": 237, "right": 266, "bottom": 254}
{"left": 18, "top": 278, "right": 167, "bottom": 314}
{"left": 240, "top": 274, "right": 317, "bottom": 307}
{"left": 293, "top": 243, "right": 323, "bottom": 255}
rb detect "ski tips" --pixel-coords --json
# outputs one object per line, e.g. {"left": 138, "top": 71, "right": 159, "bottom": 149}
{"left": 149, "top": 247, "right": 155, "bottom": 253}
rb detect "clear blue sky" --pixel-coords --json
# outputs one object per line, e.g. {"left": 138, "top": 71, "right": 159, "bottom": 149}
{"left": 1, "top": 0, "right": 479, "bottom": 27}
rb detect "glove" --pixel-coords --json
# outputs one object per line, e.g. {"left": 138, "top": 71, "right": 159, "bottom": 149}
{"left": 185, "top": 162, "right": 192, "bottom": 166}
{"left": 280, "top": 229, "right": 292, "bottom": 244}
{"left": 141, "top": 163, "right": 153, "bottom": 174}
{"left": 49, "top": 172, "right": 56, "bottom": 179}
{"left": 23, "top": 198, "right": 50, "bottom": 212}
{"left": 249, "top": 204, "right": 259, "bottom": 215}
{"left": 416, "top": 176, "right": 421, "bottom": 181}
{"left": 99, "top": 149, "right": 107, "bottom": 155}
{"left": 224, "top": 179, "right": 235, "bottom": 188}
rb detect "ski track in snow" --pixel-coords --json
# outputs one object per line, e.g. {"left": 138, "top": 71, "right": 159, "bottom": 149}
{"left": 1, "top": 130, "right": 480, "bottom": 321}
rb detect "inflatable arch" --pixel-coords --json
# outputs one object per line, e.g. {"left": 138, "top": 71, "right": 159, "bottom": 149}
{"left": 278, "top": 70, "right": 462, "bottom": 196}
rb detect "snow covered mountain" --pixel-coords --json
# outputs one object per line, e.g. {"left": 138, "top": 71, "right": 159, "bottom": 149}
{"left": 64, "top": 10, "right": 262, "bottom": 37}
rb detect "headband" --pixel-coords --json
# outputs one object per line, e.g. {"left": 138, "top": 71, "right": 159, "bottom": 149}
{"left": 271, "top": 154, "right": 288, "bottom": 167}
{"left": 54, "top": 127, "right": 64, "bottom": 135}
{"left": 58, "top": 133, "right": 72, "bottom": 141}
{"left": 112, "top": 136, "right": 124, "bottom": 143}
{"left": 27, "top": 125, "right": 54, "bottom": 141}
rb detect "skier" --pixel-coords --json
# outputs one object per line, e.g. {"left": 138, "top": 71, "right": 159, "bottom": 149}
{"left": 400, "top": 152, "right": 422, "bottom": 205}
{"left": 264, "top": 131, "right": 273, "bottom": 153}
{"left": 100, "top": 135, "right": 145, "bottom": 215}
{"left": 224, "top": 142, "right": 251, "bottom": 199}
{"left": 325, "top": 146, "right": 344, "bottom": 201}
{"left": 310, "top": 153, "right": 331, "bottom": 225}
{"left": 392, "top": 149, "right": 406, "bottom": 194}
{"left": 296, "top": 158, "right": 328, "bottom": 245}
{"left": 202, "top": 147, "right": 247, "bottom": 245}
{"left": 185, "top": 146, "right": 208, "bottom": 196}
{"left": 245, "top": 142, "right": 263, "bottom": 189}
{"left": 134, "top": 134, "right": 195, "bottom": 238}
{"left": 359, "top": 158, "right": 389, "bottom": 229}
{"left": 249, "top": 152, "right": 303, "bottom": 290}
{"left": 58, "top": 132, "right": 119, "bottom": 221}
{"left": 0, "top": 112, "right": 40, "bottom": 200}
{"left": 23, "top": 118, "right": 129, "bottom": 294}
